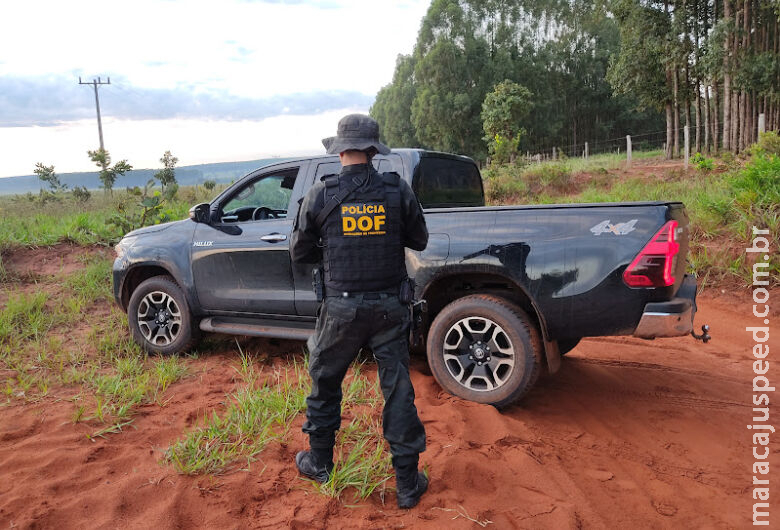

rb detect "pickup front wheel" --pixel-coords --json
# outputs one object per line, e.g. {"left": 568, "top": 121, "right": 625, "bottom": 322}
{"left": 127, "top": 276, "right": 199, "bottom": 355}
{"left": 426, "top": 295, "right": 542, "bottom": 408}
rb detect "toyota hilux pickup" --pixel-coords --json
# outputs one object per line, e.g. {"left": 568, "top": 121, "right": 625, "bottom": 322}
{"left": 113, "top": 149, "right": 703, "bottom": 407}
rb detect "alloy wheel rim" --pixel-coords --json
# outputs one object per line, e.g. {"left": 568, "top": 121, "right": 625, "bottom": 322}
{"left": 443, "top": 316, "right": 515, "bottom": 392}
{"left": 137, "top": 291, "right": 182, "bottom": 346}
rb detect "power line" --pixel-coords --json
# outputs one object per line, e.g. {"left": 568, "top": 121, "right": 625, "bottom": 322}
{"left": 78, "top": 76, "right": 111, "bottom": 152}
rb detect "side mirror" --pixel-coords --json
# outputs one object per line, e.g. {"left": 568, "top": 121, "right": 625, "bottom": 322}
{"left": 189, "top": 203, "right": 210, "bottom": 224}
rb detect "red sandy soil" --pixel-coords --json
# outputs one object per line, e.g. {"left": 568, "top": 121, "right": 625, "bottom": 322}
{"left": 1, "top": 246, "right": 778, "bottom": 529}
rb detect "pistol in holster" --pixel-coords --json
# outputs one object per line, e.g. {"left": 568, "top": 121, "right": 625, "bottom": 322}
{"left": 399, "top": 277, "right": 415, "bottom": 305}
{"left": 312, "top": 266, "right": 324, "bottom": 302}
{"left": 400, "top": 277, "right": 427, "bottom": 347}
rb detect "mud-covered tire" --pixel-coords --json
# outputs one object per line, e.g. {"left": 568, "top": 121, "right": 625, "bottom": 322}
{"left": 426, "top": 295, "right": 543, "bottom": 408}
{"left": 558, "top": 338, "right": 581, "bottom": 356}
{"left": 127, "top": 275, "right": 199, "bottom": 355}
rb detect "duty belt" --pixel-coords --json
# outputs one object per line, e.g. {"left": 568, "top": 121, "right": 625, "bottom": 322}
{"left": 331, "top": 290, "right": 397, "bottom": 300}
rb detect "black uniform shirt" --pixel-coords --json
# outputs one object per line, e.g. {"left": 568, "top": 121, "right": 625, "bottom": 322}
{"left": 290, "top": 163, "right": 428, "bottom": 264}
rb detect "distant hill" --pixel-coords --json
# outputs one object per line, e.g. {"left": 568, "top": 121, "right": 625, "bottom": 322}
{"left": 0, "top": 158, "right": 293, "bottom": 195}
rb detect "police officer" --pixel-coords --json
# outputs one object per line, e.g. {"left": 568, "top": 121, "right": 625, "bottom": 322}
{"left": 290, "top": 114, "right": 429, "bottom": 509}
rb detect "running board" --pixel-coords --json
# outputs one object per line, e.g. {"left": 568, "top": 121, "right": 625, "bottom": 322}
{"left": 199, "top": 316, "right": 314, "bottom": 341}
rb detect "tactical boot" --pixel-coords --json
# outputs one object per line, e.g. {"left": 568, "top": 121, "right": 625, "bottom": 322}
{"left": 295, "top": 450, "right": 333, "bottom": 483}
{"left": 394, "top": 456, "right": 428, "bottom": 509}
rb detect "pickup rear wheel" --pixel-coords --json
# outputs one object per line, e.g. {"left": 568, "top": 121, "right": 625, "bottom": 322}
{"left": 426, "top": 295, "right": 542, "bottom": 408}
{"left": 127, "top": 276, "right": 199, "bottom": 355}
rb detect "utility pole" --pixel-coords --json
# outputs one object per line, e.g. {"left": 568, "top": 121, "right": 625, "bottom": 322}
{"left": 79, "top": 76, "right": 111, "bottom": 152}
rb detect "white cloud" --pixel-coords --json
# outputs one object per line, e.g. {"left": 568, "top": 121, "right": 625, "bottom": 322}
{"left": 0, "top": 0, "right": 429, "bottom": 178}
{"left": 0, "top": 0, "right": 428, "bottom": 97}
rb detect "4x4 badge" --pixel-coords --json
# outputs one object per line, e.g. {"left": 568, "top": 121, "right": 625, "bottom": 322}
{"left": 590, "top": 219, "right": 638, "bottom": 236}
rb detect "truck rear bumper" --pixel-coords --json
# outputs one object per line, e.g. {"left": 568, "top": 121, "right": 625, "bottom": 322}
{"left": 633, "top": 274, "right": 697, "bottom": 339}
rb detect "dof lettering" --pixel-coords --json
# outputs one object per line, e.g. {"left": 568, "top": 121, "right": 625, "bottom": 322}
{"left": 343, "top": 214, "right": 386, "bottom": 233}
{"left": 342, "top": 203, "right": 387, "bottom": 234}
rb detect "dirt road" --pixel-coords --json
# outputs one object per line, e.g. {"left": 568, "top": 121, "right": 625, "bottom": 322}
{"left": 0, "top": 247, "right": 776, "bottom": 528}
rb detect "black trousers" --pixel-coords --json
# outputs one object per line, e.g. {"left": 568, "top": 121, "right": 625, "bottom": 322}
{"left": 302, "top": 293, "right": 426, "bottom": 458}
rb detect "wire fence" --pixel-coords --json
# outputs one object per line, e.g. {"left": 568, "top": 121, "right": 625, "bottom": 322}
{"left": 516, "top": 123, "right": 748, "bottom": 164}
{"left": 519, "top": 118, "right": 777, "bottom": 164}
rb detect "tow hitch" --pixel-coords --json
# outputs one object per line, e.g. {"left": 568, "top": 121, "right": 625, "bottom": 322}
{"left": 691, "top": 324, "right": 711, "bottom": 343}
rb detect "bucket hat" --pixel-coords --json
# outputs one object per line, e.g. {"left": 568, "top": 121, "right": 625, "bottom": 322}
{"left": 322, "top": 114, "right": 391, "bottom": 155}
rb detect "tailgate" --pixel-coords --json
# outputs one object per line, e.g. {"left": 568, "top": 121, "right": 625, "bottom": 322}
{"left": 667, "top": 203, "right": 691, "bottom": 296}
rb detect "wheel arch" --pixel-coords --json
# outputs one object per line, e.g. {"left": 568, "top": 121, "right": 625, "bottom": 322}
{"left": 421, "top": 270, "right": 549, "bottom": 341}
{"left": 119, "top": 263, "right": 175, "bottom": 311}
{"left": 421, "top": 270, "right": 559, "bottom": 373}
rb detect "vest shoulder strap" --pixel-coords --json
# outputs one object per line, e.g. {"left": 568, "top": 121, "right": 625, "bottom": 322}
{"left": 314, "top": 173, "right": 365, "bottom": 227}
{"left": 381, "top": 171, "right": 400, "bottom": 187}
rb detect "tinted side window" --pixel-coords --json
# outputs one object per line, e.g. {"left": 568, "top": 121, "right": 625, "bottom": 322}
{"left": 221, "top": 167, "right": 298, "bottom": 223}
{"left": 375, "top": 154, "right": 403, "bottom": 175}
{"left": 315, "top": 161, "right": 342, "bottom": 180}
{"left": 414, "top": 157, "right": 484, "bottom": 208}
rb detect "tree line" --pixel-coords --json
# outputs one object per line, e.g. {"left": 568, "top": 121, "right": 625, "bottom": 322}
{"left": 610, "top": 0, "right": 779, "bottom": 158}
{"left": 371, "top": 0, "right": 779, "bottom": 161}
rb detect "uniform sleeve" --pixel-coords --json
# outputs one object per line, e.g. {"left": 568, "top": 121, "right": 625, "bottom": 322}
{"left": 399, "top": 178, "right": 428, "bottom": 251}
{"left": 290, "top": 183, "right": 324, "bottom": 264}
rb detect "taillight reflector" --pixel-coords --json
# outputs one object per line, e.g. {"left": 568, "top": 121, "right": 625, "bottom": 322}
{"left": 623, "top": 220, "right": 680, "bottom": 288}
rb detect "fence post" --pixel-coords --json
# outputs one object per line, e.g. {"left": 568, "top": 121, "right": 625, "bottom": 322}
{"left": 626, "top": 135, "right": 632, "bottom": 168}
{"left": 684, "top": 125, "right": 690, "bottom": 170}
{"left": 552, "top": 146, "right": 556, "bottom": 160}
{"left": 584, "top": 142, "right": 589, "bottom": 159}
{"left": 758, "top": 113, "right": 766, "bottom": 135}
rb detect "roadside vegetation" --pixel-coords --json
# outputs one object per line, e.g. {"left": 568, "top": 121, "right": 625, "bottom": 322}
{"left": 0, "top": 253, "right": 190, "bottom": 438}
{"left": 165, "top": 353, "right": 394, "bottom": 502}
{"left": 0, "top": 183, "right": 223, "bottom": 250}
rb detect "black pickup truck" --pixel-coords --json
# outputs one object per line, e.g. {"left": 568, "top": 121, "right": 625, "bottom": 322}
{"left": 113, "top": 149, "right": 701, "bottom": 406}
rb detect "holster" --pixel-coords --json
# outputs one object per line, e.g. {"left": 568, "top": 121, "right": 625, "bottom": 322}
{"left": 312, "top": 267, "right": 324, "bottom": 302}
{"left": 399, "top": 277, "right": 416, "bottom": 305}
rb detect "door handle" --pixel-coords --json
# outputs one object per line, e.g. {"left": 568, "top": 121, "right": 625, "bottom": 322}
{"left": 261, "top": 233, "right": 287, "bottom": 242}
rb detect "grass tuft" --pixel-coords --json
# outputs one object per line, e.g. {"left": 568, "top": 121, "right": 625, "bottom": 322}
{"left": 0, "top": 291, "right": 55, "bottom": 343}
{"left": 165, "top": 360, "right": 308, "bottom": 475}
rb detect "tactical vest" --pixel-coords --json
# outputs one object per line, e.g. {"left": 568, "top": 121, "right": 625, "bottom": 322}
{"left": 320, "top": 168, "right": 404, "bottom": 293}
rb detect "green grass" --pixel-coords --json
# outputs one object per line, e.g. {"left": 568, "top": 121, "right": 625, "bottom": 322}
{"left": 166, "top": 359, "right": 308, "bottom": 475}
{"left": 317, "top": 412, "right": 393, "bottom": 501}
{"left": 65, "top": 256, "right": 113, "bottom": 302}
{"left": 0, "top": 183, "right": 226, "bottom": 251}
{"left": 165, "top": 354, "right": 395, "bottom": 503}
{"left": 0, "top": 291, "right": 56, "bottom": 343}
{"left": 0, "top": 274, "right": 190, "bottom": 420}
{"left": 315, "top": 373, "right": 394, "bottom": 502}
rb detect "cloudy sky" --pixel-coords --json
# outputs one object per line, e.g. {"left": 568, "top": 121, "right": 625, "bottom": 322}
{"left": 0, "top": 0, "right": 429, "bottom": 178}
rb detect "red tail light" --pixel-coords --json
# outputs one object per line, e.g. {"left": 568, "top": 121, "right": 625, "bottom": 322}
{"left": 623, "top": 221, "right": 680, "bottom": 288}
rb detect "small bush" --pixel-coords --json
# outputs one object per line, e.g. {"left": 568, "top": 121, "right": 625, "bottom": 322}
{"left": 522, "top": 162, "right": 572, "bottom": 190}
{"left": 483, "top": 164, "right": 528, "bottom": 204}
{"left": 719, "top": 150, "right": 739, "bottom": 170}
{"left": 729, "top": 153, "right": 780, "bottom": 212}
{"left": 203, "top": 180, "right": 216, "bottom": 191}
{"left": 72, "top": 186, "right": 92, "bottom": 203}
{"left": 747, "top": 131, "right": 780, "bottom": 157}
{"left": 691, "top": 152, "right": 714, "bottom": 171}
{"left": 490, "top": 134, "right": 521, "bottom": 164}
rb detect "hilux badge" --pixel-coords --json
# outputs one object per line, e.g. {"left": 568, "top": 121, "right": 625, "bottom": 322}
{"left": 590, "top": 219, "right": 638, "bottom": 236}
{"left": 193, "top": 241, "right": 214, "bottom": 247}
